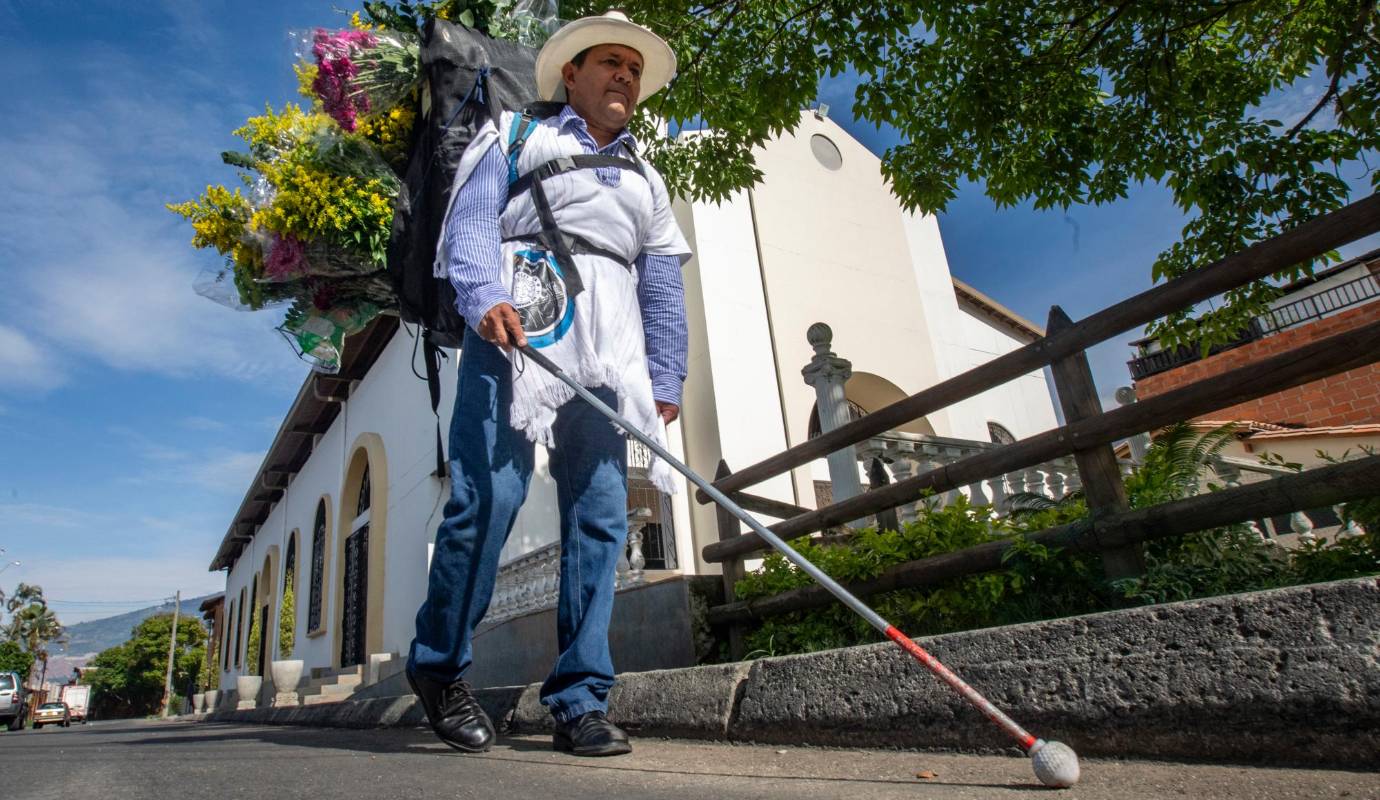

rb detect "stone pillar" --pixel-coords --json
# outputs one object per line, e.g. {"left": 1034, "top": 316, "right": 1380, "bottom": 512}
{"left": 801, "top": 323, "right": 865, "bottom": 525}
{"left": 1114, "top": 386, "right": 1151, "bottom": 463}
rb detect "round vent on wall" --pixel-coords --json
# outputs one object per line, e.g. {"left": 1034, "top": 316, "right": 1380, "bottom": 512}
{"left": 810, "top": 134, "right": 842, "bottom": 170}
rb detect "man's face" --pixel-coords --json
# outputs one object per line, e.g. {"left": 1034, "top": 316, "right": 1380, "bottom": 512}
{"left": 561, "top": 43, "right": 643, "bottom": 132}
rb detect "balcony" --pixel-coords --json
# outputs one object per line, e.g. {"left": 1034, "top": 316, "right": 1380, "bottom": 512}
{"left": 1128, "top": 272, "right": 1380, "bottom": 380}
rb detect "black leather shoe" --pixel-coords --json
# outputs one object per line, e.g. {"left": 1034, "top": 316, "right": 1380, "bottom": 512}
{"left": 553, "top": 710, "right": 632, "bottom": 757}
{"left": 407, "top": 669, "right": 495, "bottom": 753}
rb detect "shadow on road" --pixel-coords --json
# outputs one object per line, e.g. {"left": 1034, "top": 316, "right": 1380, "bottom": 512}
{"left": 94, "top": 721, "right": 1038, "bottom": 791}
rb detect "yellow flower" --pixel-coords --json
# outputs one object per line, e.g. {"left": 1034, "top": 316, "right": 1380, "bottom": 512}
{"left": 234, "top": 104, "right": 328, "bottom": 160}
{"left": 293, "top": 62, "right": 319, "bottom": 102}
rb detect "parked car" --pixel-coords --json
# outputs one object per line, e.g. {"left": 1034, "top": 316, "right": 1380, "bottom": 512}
{"left": 32, "top": 702, "right": 71, "bottom": 729}
{"left": 0, "top": 672, "right": 26, "bottom": 731}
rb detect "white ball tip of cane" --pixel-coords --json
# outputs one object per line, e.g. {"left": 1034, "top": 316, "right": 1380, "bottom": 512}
{"left": 1029, "top": 739, "right": 1080, "bottom": 789}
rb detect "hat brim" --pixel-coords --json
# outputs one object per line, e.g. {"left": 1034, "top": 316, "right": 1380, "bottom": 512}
{"left": 535, "top": 16, "right": 676, "bottom": 103}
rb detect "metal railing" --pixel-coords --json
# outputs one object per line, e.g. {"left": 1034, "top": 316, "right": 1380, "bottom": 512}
{"left": 1127, "top": 272, "right": 1380, "bottom": 379}
{"left": 1255, "top": 273, "right": 1380, "bottom": 334}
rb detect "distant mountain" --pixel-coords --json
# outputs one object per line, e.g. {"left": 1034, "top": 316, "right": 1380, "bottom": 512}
{"left": 59, "top": 594, "right": 219, "bottom": 658}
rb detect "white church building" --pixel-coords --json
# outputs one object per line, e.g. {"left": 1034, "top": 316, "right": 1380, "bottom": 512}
{"left": 205, "top": 111, "right": 1061, "bottom": 703}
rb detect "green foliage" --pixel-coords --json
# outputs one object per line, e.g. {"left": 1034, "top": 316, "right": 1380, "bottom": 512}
{"left": 279, "top": 572, "right": 296, "bottom": 659}
{"left": 3, "top": 583, "right": 65, "bottom": 682}
{"left": 84, "top": 614, "right": 207, "bottom": 719}
{"left": 197, "top": 644, "right": 213, "bottom": 693}
{"left": 1123, "top": 421, "right": 1238, "bottom": 507}
{"left": 736, "top": 425, "right": 1380, "bottom": 659}
{"left": 0, "top": 641, "right": 32, "bottom": 681}
{"left": 736, "top": 497, "right": 1105, "bottom": 657}
{"left": 245, "top": 606, "right": 263, "bottom": 677}
{"left": 1112, "top": 526, "right": 1289, "bottom": 605}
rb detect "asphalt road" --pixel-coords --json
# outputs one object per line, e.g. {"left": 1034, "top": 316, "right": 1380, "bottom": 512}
{"left": 1, "top": 719, "right": 1376, "bottom": 800}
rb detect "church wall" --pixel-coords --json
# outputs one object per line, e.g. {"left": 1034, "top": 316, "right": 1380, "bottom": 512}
{"left": 747, "top": 112, "right": 954, "bottom": 503}
{"left": 675, "top": 186, "right": 798, "bottom": 572}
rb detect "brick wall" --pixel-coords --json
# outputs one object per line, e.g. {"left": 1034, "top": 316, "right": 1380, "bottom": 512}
{"left": 1135, "top": 301, "right": 1380, "bottom": 427}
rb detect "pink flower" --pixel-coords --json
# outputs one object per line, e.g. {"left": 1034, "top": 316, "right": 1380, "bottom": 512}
{"left": 310, "top": 28, "right": 378, "bottom": 132}
{"left": 265, "top": 234, "right": 306, "bottom": 280}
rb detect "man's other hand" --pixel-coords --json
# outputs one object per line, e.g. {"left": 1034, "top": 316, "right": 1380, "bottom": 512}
{"left": 478, "top": 303, "right": 527, "bottom": 351}
{"left": 655, "top": 402, "right": 679, "bottom": 425}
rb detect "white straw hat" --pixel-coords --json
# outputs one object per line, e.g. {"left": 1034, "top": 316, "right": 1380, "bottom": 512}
{"left": 534, "top": 10, "right": 677, "bottom": 102}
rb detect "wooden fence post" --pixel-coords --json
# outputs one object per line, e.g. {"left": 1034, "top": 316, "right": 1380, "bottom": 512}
{"left": 1046, "top": 307, "right": 1145, "bottom": 579}
{"left": 713, "top": 460, "right": 749, "bottom": 659}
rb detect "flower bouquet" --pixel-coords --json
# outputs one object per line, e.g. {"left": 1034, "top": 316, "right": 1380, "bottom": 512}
{"left": 170, "top": 1, "right": 560, "bottom": 372}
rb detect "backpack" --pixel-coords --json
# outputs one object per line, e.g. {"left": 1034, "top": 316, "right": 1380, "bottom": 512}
{"left": 388, "top": 18, "right": 540, "bottom": 350}
{"left": 388, "top": 19, "right": 537, "bottom": 477}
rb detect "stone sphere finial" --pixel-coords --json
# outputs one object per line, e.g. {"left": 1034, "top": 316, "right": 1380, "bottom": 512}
{"left": 806, "top": 322, "right": 833, "bottom": 353}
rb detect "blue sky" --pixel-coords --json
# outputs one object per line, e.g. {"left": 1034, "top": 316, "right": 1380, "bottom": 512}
{"left": 0, "top": 2, "right": 1373, "bottom": 626}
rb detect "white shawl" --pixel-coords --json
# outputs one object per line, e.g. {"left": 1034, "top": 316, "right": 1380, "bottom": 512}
{"left": 435, "top": 111, "right": 680, "bottom": 493}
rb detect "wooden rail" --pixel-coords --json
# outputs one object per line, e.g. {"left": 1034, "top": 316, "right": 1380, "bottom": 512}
{"left": 704, "top": 316, "right": 1380, "bottom": 562}
{"left": 707, "top": 454, "right": 1380, "bottom": 624}
{"left": 698, "top": 193, "right": 1380, "bottom": 504}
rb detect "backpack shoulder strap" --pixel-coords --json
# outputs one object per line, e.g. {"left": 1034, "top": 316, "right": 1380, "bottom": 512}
{"left": 506, "top": 112, "right": 540, "bottom": 187}
{"left": 507, "top": 154, "right": 644, "bottom": 201}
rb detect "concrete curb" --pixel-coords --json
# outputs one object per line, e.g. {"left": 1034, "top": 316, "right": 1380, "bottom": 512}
{"left": 206, "top": 576, "right": 1380, "bottom": 766}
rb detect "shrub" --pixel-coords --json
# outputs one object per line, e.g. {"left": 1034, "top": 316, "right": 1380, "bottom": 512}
{"left": 733, "top": 425, "right": 1380, "bottom": 660}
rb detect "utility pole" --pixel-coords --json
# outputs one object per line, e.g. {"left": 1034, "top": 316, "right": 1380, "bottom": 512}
{"left": 160, "top": 591, "right": 180, "bottom": 718}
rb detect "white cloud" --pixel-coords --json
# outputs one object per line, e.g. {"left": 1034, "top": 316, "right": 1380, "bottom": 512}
{"left": 10, "top": 554, "right": 224, "bottom": 626}
{"left": 0, "top": 502, "right": 109, "bottom": 530}
{"left": 185, "top": 449, "right": 265, "bottom": 494}
{"left": 0, "top": 57, "right": 308, "bottom": 393}
{"left": 179, "top": 415, "right": 228, "bottom": 432}
{"left": 0, "top": 324, "right": 64, "bottom": 392}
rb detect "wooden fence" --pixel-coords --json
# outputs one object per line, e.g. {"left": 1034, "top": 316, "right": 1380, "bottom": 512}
{"left": 697, "top": 194, "right": 1380, "bottom": 656}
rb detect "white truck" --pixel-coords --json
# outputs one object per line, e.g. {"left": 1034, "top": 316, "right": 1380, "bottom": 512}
{"left": 59, "top": 684, "right": 90, "bottom": 724}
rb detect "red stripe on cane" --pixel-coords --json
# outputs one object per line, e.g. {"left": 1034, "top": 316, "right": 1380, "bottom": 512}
{"left": 885, "top": 626, "right": 1038, "bottom": 750}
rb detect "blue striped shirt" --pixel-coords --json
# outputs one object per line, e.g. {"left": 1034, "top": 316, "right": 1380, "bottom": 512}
{"left": 444, "top": 106, "right": 689, "bottom": 406}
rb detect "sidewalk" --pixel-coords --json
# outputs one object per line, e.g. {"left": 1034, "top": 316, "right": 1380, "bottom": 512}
{"left": 6, "top": 720, "right": 1377, "bottom": 800}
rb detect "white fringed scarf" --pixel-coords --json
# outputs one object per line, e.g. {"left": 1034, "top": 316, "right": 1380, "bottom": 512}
{"left": 436, "top": 111, "right": 677, "bottom": 493}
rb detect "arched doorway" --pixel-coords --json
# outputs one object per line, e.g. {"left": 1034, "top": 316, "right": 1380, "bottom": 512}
{"left": 335, "top": 434, "right": 387, "bottom": 669}
{"left": 340, "top": 461, "right": 370, "bottom": 668}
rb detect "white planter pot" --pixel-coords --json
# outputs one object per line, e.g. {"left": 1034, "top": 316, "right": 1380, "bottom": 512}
{"left": 192, "top": 692, "right": 206, "bottom": 714}
{"left": 236, "top": 675, "right": 263, "bottom": 703}
{"left": 204, "top": 689, "right": 219, "bottom": 711}
{"left": 270, "top": 660, "right": 304, "bottom": 692}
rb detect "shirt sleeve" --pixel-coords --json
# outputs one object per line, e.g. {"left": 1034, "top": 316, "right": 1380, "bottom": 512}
{"left": 444, "top": 140, "right": 512, "bottom": 330}
{"left": 637, "top": 251, "right": 689, "bottom": 407}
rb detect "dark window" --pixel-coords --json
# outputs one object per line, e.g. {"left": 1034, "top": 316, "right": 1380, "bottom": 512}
{"left": 308, "top": 501, "right": 327, "bottom": 632}
{"left": 284, "top": 534, "right": 297, "bottom": 587}
{"left": 988, "top": 422, "right": 1016, "bottom": 445}
{"left": 356, "top": 464, "right": 371, "bottom": 517}
{"left": 0, "top": 675, "right": 14, "bottom": 691}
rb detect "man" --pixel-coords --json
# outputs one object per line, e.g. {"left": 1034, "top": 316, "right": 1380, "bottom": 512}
{"left": 407, "top": 11, "right": 689, "bottom": 758}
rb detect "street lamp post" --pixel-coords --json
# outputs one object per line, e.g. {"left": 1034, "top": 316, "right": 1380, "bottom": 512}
{"left": 0, "top": 560, "right": 19, "bottom": 577}
{"left": 160, "top": 591, "right": 181, "bottom": 718}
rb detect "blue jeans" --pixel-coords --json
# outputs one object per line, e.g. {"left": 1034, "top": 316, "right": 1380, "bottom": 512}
{"left": 408, "top": 333, "right": 629, "bottom": 723}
